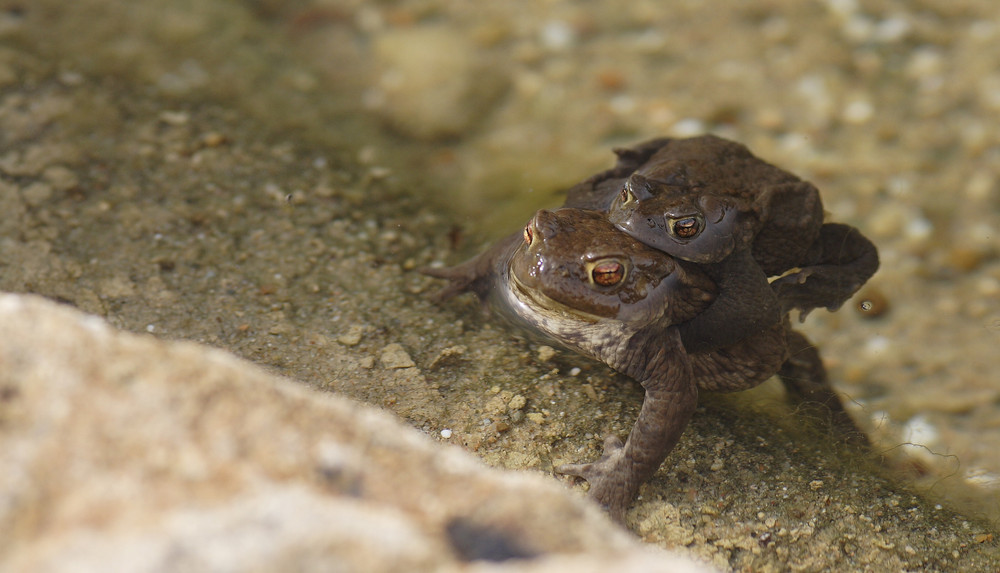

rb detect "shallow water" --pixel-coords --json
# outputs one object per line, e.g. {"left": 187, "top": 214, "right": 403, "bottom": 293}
{"left": 3, "top": 0, "right": 1000, "bottom": 565}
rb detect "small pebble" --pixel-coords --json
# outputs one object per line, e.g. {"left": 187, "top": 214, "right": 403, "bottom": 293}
{"left": 902, "top": 414, "right": 938, "bottom": 445}
{"left": 964, "top": 468, "right": 1000, "bottom": 488}
{"left": 159, "top": 110, "right": 190, "bottom": 125}
{"left": 428, "top": 345, "right": 466, "bottom": 369}
{"left": 537, "top": 345, "right": 557, "bottom": 362}
{"left": 671, "top": 118, "right": 706, "bottom": 137}
{"left": 440, "top": 428, "right": 453, "bottom": 439}
{"left": 864, "top": 335, "right": 890, "bottom": 357}
{"left": 337, "top": 325, "right": 364, "bottom": 346}
{"left": 379, "top": 343, "right": 415, "bottom": 369}
{"left": 508, "top": 394, "right": 527, "bottom": 411}
{"left": 904, "top": 215, "right": 933, "bottom": 241}
{"left": 540, "top": 20, "right": 575, "bottom": 50}
{"left": 841, "top": 98, "right": 874, "bottom": 124}
{"left": 202, "top": 132, "right": 227, "bottom": 147}
{"left": 596, "top": 69, "right": 626, "bottom": 91}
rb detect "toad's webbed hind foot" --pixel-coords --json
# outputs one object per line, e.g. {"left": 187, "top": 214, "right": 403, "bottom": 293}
{"left": 771, "top": 223, "right": 879, "bottom": 319}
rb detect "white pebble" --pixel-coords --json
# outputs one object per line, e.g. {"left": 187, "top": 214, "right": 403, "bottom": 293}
{"left": 965, "top": 468, "right": 1000, "bottom": 489}
{"left": 842, "top": 99, "right": 874, "bottom": 124}
{"left": 904, "top": 216, "right": 933, "bottom": 241}
{"left": 671, "top": 118, "right": 705, "bottom": 137}
{"left": 901, "top": 414, "right": 939, "bottom": 446}
{"left": 440, "top": 429, "right": 453, "bottom": 439}
{"left": 569, "top": 367, "right": 581, "bottom": 376}
{"left": 540, "top": 20, "right": 575, "bottom": 50}
{"left": 886, "top": 175, "right": 914, "bottom": 197}
{"left": 865, "top": 335, "right": 890, "bottom": 356}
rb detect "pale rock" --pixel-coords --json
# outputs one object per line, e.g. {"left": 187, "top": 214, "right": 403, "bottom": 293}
{"left": 0, "top": 294, "right": 712, "bottom": 573}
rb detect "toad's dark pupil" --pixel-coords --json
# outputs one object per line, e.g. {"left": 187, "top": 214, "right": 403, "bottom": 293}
{"left": 592, "top": 261, "right": 624, "bottom": 286}
{"left": 620, "top": 188, "right": 630, "bottom": 203}
{"left": 672, "top": 217, "right": 700, "bottom": 238}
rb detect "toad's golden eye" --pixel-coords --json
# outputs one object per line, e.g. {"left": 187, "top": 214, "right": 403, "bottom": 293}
{"left": 670, "top": 216, "right": 702, "bottom": 239}
{"left": 619, "top": 187, "right": 632, "bottom": 204}
{"left": 591, "top": 260, "right": 625, "bottom": 286}
{"left": 523, "top": 224, "right": 533, "bottom": 245}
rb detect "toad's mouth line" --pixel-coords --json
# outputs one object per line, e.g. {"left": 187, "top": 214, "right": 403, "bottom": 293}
{"left": 507, "top": 267, "right": 607, "bottom": 324}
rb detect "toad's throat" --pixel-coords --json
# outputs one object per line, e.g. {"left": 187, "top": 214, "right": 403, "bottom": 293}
{"left": 502, "top": 268, "right": 638, "bottom": 362}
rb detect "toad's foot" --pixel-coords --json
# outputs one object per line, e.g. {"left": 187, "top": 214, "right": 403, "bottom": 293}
{"left": 556, "top": 435, "right": 635, "bottom": 522}
{"left": 771, "top": 223, "right": 879, "bottom": 320}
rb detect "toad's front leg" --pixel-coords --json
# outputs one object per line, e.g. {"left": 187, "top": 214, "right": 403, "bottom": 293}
{"left": 556, "top": 330, "right": 697, "bottom": 521}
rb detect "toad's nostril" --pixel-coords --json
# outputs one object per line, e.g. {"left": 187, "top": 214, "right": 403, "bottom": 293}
{"left": 625, "top": 174, "right": 653, "bottom": 200}
{"left": 531, "top": 209, "right": 561, "bottom": 238}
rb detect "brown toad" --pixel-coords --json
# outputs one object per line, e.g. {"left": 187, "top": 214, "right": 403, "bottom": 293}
{"left": 423, "top": 207, "right": 863, "bottom": 520}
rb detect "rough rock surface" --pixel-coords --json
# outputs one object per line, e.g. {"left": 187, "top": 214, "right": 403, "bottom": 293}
{"left": 0, "top": 294, "right": 709, "bottom": 573}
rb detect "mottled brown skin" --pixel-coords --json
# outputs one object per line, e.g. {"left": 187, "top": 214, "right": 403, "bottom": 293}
{"left": 566, "top": 135, "right": 879, "bottom": 350}
{"left": 422, "top": 208, "right": 862, "bottom": 521}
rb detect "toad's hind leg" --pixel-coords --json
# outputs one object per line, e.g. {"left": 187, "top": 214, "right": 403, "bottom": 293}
{"left": 779, "top": 329, "right": 868, "bottom": 446}
{"left": 771, "top": 223, "right": 879, "bottom": 319}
